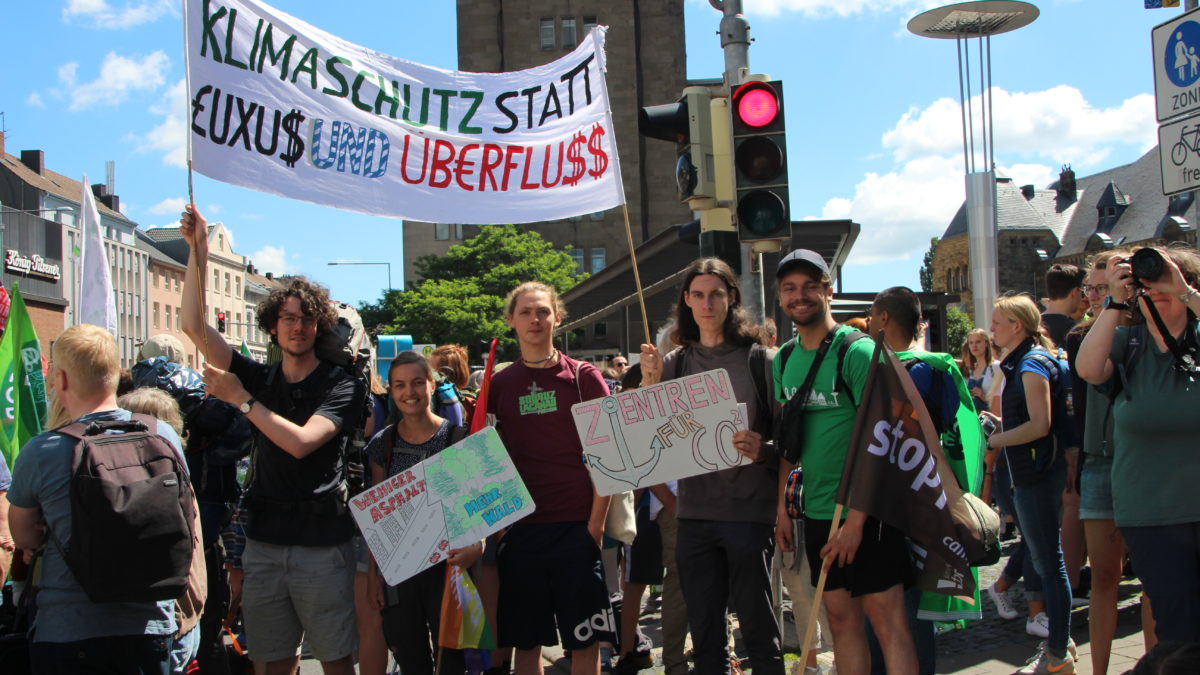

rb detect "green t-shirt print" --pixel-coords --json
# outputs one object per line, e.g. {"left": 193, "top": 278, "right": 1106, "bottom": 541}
{"left": 772, "top": 325, "right": 873, "bottom": 519}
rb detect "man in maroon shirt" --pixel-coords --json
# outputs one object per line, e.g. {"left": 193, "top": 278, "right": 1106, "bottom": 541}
{"left": 488, "top": 282, "right": 613, "bottom": 675}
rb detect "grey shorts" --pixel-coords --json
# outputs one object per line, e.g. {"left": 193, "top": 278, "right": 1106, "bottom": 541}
{"left": 242, "top": 538, "right": 357, "bottom": 663}
{"left": 1079, "top": 455, "right": 1115, "bottom": 521}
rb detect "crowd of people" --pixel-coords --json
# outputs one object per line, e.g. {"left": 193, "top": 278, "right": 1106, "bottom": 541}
{"left": 1, "top": 202, "right": 1199, "bottom": 675}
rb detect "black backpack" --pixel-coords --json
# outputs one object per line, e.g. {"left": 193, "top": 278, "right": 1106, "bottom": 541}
{"left": 50, "top": 414, "right": 195, "bottom": 603}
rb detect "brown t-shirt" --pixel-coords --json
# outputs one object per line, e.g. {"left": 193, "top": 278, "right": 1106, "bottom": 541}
{"left": 488, "top": 355, "right": 608, "bottom": 523}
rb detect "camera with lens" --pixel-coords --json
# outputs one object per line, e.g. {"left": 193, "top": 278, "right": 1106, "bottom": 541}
{"left": 1121, "top": 248, "right": 1165, "bottom": 285}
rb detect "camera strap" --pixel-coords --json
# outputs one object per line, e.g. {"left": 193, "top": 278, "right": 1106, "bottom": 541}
{"left": 789, "top": 327, "right": 839, "bottom": 410}
{"left": 1136, "top": 293, "right": 1199, "bottom": 376}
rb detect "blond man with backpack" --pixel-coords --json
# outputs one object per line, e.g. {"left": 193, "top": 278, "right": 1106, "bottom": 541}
{"left": 9, "top": 324, "right": 194, "bottom": 674}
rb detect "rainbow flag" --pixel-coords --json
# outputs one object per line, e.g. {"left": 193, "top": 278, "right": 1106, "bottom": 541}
{"left": 438, "top": 565, "right": 496, "bottom": 651}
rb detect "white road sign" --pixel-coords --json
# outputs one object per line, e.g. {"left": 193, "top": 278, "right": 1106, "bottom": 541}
{"left": 1159, "top": 113, "right": 1200, "bottom": 196}
{"left": 1153, "top": 7, "right": 1200, "bottom": 122}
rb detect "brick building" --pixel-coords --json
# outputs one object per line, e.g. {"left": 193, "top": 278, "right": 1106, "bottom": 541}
{"left": 932, "top": 147, "right": 1197, "bottom": 317}
{"left": 402, "top": 1, "right": 692, "bottom": 291}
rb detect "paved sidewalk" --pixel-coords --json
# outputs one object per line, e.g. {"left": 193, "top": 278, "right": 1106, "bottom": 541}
{"left": 299, "top": 541, "right": 1154, "bottom": 674}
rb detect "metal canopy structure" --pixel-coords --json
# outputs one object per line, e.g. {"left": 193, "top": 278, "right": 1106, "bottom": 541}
{"left": 558, "top": 220, "right": 860, "bottom": 352}
{"left": 907, "top": 1, "right": 1038, "bottom": 39}
{"left": 908, "top": 0, "right": 1038, "bottom": 330}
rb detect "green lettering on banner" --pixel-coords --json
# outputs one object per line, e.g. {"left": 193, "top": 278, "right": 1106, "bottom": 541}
{"left": 322, "top": 56, "right": 352, "bottom": 97}
{"left": 459, "top": 91, "right": 484, "bottom": 134}
{"left": 431, "top": 89, "right": 456, "bottom": 131}
{"left": 375, "top": 76, "right": 400, "bottom": 118}
{"left": 222, "top": 8, "right": 249, "bottom": 70}
{"left": 257, "top": 23, "right": 297, "bottom": 80}
{"left": 351, "top": 70, "right": 374, "bottom": 113}
{"left": 290, "top": 48, "right": 320, "bottom": 89}
{"left": 200, "top": 0, "right": 227, "bottom": 62}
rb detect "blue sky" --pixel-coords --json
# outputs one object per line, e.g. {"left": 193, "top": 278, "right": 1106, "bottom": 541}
{"left": 1, "top": 0, "right": 1178, "bottom": 308}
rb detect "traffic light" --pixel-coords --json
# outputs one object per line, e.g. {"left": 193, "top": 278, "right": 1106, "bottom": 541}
{"left": 217, "top": 311, "right": 226, "bottom": 333}
{"left": 731, "top": 80, "right": 789, "bottom": 241}
{"left": 639, "top": 87, "right": 716, "bottom": 206}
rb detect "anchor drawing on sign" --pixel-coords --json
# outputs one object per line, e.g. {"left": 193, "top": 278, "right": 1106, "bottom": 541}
{"left": 586, "top": 397, "right": 660, "bottom": 487}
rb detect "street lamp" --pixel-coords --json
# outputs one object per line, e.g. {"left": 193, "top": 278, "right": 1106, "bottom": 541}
{"left": 908, "top": 1, "right": 1038, "bottom": 330}
{"left": 0, "top": 205, "right": 75, "bottom": 217}
{"left": 327, "top": 261, "right": 393, "bottom": 292}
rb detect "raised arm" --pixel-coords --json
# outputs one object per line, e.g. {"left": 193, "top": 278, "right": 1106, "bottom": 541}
{"left": 180, "top": 204, "right": 232, "bottom": 370}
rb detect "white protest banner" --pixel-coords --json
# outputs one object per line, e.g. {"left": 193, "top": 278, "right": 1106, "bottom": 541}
{"left": 184, "top": 0, "right": 624, "bottom": 224}
{"left": 573, "top": 368, "right": 749, "bottom": 496}
{"left": 350, "top": 427, "right": 534, "bottom": 585}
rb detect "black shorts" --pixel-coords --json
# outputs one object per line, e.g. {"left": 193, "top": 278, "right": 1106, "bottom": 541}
{"left": 497, "top": 521, "right": 615, "bottom": 650}
{"left": 624, "top": 504, "right": 663, "bottom": 585}
{"left": 804, "top": 516, "right": 912, "bottom": 597}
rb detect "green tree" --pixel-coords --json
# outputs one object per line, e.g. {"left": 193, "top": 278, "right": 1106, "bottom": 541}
{"left": 944, "top": 306, "right": 974, "bottom": 354}
{"left": 359, "top": 226, "right": 582, "bottom": 360}
{"left": 919, "top": 237, "right": 939, "bottom": 292}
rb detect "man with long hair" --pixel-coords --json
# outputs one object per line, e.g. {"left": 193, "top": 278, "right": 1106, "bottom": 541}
{"left": 640, "top": 258, "right": 782, "bottom": 675}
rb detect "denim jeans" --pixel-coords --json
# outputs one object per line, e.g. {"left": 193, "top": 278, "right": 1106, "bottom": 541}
{"left": 1011, "top": 461, "right": 1071, "bottom": 655}
{"left": 1122, "top": 521, "right": 1200, "bottom": 642}
{"left": 993, "top": 461, "right": 1043, "bottom": 599}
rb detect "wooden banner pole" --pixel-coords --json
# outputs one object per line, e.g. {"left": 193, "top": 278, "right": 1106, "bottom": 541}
{"left": 620, "top": 203, "right": 653, "bottom": 347}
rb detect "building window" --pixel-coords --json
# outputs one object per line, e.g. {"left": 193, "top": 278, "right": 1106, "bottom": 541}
{"left": 571, "top": 248, "right": 585, "bottom": 275}
{"left": 590, "top": 247, "right": 606, "bottom": 274}
{"left": 583, "top": 16, "right": 598, "bottom": 35}
{"left": 187, "top": 355, "right": 194, "bottom": 369}
{"left": 152, "top": 271, "right": 158, "bottom": 288}
{"left": 540, "top": 18, "right": 555, "bottom": 50}
{"left": 225, "top": 272, "right": 231, "bottom": 293}
{"left": 174, "top": 275, "right": 181, "bottom": 292}
{"left": 562, "top": 16, "right": 577, "bottom": 49}
{"left": 236, "top": 312, "right": 242, "bottom": 338}
{"left": 213, "top": 269, "right": 220, "bottom": 290}
{"left": 589, "top": 211, "right": 605, "bottom": 222}
{"left": 153, "top": 302, "right": 160, "bottom": 329}
{"left": 175, "top": 307, "right": 182, "bottom": 331}
{"left": 435, "top": 223, "right": 452, "bottom": 240}
{"left": 235, "top": 277, "right": 241, "bottom": 298}
{"left": 594, "top": 322, "right": 607, "bottom": 339}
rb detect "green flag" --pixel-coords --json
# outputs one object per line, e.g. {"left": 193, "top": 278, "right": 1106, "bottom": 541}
{"left": 239, "top": 340, "right": 252, "bottom": 358}
{"left": 0, "top": 283, "right": 47, "bottom": 468}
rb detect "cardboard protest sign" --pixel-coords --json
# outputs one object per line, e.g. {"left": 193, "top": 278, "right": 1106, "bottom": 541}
{"left": 183, "top": 0, "right": 624, "bottom": 224}
{"left": 572, "top": 368, "right": 748, "bottom": 496}
{"left": 351, "top": 427, "right": 533, "bottom": 585}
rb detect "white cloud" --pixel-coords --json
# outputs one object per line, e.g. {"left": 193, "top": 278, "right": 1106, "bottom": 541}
{"left": 26, "top": 92, "right": 44, "bottom": 108}
{"left": 63, "top": 0, "right": 174, "bottom": 29}
{"left": 63, "top": 51, "right": 170, "bottom": 110}
{"left": 148, "top": 197, "right": 185, "bottom": 215}
{"left": 819, "top": 85, "right": 1155, "bottom": 267}
{"left": 250, "top": 245, "right": 293, "bottom": 276}
{"left": 136, "top": 79, "right": 187, "bottom": 167}
{"left": 818, "top": 154, "right": 965, "bottom": 265}
{"left": 709, "top": 0, "right": 929, "bottom": 19}
{"left": 882, "top": 86, "right": 1156, "bottom": 165}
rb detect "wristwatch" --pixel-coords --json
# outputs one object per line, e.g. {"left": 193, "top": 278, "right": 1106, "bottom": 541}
{"left": 239, "top": 397, "right": 256, "bottom": 414}
{"left": 1103, "top": 296, "right": 1128, "bottom": 311}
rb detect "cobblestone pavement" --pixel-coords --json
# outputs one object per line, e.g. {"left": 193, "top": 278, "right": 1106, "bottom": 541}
{"left": 300, "top": 540, "right": 1153, "bottom": 674}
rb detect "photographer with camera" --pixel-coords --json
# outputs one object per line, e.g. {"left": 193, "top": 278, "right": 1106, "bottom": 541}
{"left": 1076, "top": 245, "right": 1200, "bottom": 644}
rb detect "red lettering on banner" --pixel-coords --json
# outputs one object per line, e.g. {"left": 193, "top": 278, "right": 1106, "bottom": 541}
{"left": 501, "top": 145, "right": 524, "bottom": 191}
{"left": 400, "top": 135, "right": 429, "bottom": 184}
{"left": 479, "top": 144, "right": 503, "bottom": 191}
{"left": 429, "top": 140, "right": 455, "bottom": 188}
{"left": 390, "top": 125, "right": 608, "bottom": 193}
{"left": 454, "top": 144, "right": 478, "bottom": 191}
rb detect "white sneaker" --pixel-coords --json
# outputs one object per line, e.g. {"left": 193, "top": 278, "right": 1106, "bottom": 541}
{"left": 1025, "top": 612, "right": 1050, "bottom": 638}
{"left": 988, "top": 582, "right": 1019, "bottom": 620}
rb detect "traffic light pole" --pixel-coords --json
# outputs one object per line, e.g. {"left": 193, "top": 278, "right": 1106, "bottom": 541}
{"left": 709, "top": 0, "right": 767, "bottom": 321}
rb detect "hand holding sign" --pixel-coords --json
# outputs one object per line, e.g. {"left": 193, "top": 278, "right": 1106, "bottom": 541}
{"left": 572, "top": 368, "right": 749, "bottom": 496}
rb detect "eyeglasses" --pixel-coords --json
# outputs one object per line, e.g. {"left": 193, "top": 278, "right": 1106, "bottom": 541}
{"left": 278, "top": 315, "right": 317, "bottom": 327}
{"left": 1082, "top": 284, "right": 1109, "bottom": 295}
{"left": 613, "top": 361, "right": 628, "bottom": 368}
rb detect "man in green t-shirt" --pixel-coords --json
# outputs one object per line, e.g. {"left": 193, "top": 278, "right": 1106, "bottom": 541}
{"left": 772, "top": 250, "right": 917, "bottom": 675}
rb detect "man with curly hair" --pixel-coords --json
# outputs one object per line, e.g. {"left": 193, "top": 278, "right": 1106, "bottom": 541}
{"left": 179, "top": 205, "right": 365, "bottom": 675}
